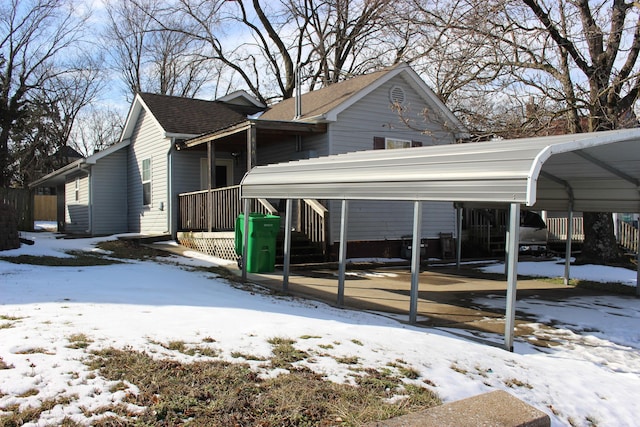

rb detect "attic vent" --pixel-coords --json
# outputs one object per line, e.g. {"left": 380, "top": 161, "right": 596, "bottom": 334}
{"left": 389, "top": 85, "right": 405, "bottom": 105}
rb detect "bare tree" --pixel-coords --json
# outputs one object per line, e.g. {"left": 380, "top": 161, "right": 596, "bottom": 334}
{"left": 103, "top": 0, "right": 212, "bottom": 100}
{"left": 70, "top": 107, "right": 124, "bottom": 157}
{"left": 444, "top": 0, "right": 640, "bottom": 263}
{"left": 0, "top": 0, "right": 97, "bottom": 187}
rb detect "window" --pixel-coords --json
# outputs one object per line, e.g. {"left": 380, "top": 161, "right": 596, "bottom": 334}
{"left": 385, "top": 138, "right": 411, "bottom": 149}
{"left": 373, "top": 136, "right": 423, "bottom": 150}
{"left": 142, "top": 158, "right": 151, "bottom": 206}
{"left": 74, "top": 178, "right": 79, "bottom": 201}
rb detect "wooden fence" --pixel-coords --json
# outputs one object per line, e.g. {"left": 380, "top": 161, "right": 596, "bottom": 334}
{"left": 34, "top": 195, "right": 57, "bottom": 221}
{"left": 0, "top": 188, "right": 34, "bottom": 231}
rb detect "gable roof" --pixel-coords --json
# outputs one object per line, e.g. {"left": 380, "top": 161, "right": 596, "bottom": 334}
{"left": 120, "top": 92, "right": 265, "bottom": 142}
{"left": 258, "top": 63, "right": 467, "bottom": 137}
{"left": 138, "top": 92, "right": 263, "bottom": 135}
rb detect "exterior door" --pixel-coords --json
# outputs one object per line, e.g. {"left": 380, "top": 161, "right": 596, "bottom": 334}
{"left": 200, "top": 158, "right": 234, "bottom": 189}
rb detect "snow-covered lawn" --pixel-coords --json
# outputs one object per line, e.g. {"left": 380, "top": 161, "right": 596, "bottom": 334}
{"left": 1, "top": 232, "right": 639, "bottom": 426}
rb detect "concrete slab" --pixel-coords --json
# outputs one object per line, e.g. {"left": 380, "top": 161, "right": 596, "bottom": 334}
{"left": 365, "top": 390, "right": 550, "bottom": 427}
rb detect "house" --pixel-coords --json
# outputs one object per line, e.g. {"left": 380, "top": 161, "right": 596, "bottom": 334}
{"left": 30, "top": 62, "right": 469, "bottom": 259}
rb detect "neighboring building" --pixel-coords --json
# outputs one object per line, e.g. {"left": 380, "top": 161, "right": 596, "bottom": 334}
{"left": 30, "top": 63, "right": 469, "bottom": 259}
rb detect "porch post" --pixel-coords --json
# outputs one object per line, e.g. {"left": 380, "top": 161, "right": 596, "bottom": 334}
{"left": 409, "top": 201, "right": 423, "bottom": 324}
{"left": 246, "top": 123, "right": 257, "bottom": 171}
{"left": 207, "top": 141, "right": 216, "bottom": 232}
{"left": 242, "top": 198, "right": 250, "bottom": 282}
{"left": 283, "top": 199, "right": 293, "bottom": 292}
{"left": 504, "top": 203, "right": 520, "bottom": 352}
{"left": 337, "top": 200, "right": 349, "bottom": 306}
{"left": 564, "top": 205, "right": 574, "bottom": 286}
{"left": 456, "top": 204, "right": 463, "bottom": 270}
{"left": 636, "top": 213, "right": 639, "bottom": 298}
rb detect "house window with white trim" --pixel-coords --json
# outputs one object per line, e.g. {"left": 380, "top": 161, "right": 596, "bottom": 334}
{"left": 74, "top": 178, "right": 79, "bottom": 201}
{"left": 385, "top": 138, "right": 412, "bottom": 149}
{"left": 142, "top": 158, "right": 152, "bottom": 206}
{"left": 373, "top": 136, "right": 423, "bottom": 149}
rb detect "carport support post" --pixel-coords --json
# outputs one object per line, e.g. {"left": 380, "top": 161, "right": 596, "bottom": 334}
{"left": 455, "top": 204, "right": 463, "bottom": 270}
{"left": 241, "top": 198, "right": 250, "bottom": 282}
{"left": 564, "top": 207, "right": 574, "bottom": 286}
{"left": 409, "top": 201, "right": 423, "bottom": 324}
{"left": 504, "top": 203, "right": 520, "bottom": 352}
{"left": 337, "top": 200, "right": 349, "bottom": 306}
{"left": 282, "top": 199, "right": 293, "bottom": 292}
{"left": 636, "top": 215, "right": 639, "bottom": 298}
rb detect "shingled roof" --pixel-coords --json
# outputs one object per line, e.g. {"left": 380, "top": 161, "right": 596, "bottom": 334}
{"left": 138, "top": 92, "right": 264, "bottom": 135}
{"left": 259, "top": 67, "right": 392, "bottom": 122}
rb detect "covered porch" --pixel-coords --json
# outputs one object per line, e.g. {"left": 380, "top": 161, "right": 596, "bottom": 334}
{"left": 174, "top": 119, "right": 329, "bottom": 260}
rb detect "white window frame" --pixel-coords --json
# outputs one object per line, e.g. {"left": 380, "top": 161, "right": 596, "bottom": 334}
{"left": 142, "top": 158, "right": 152, "bottom": 206}
{"left": 385, "top": 137, "right": 411, "bottom": 149}
{"left": 74, "top": 177, "right": 79, "bottom": 201}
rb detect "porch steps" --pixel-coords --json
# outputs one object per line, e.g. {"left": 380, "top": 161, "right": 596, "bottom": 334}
{"left": 276, "top": 231, "right": 326, "bottom": 265}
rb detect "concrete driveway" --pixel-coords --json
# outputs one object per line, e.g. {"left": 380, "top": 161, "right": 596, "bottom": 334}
{"left": 239, "top": 261, "right": 601, "bottom": 346}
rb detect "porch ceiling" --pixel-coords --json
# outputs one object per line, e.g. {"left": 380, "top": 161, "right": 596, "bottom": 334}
{"left": 240, "top": 129, "right": 640, "bottom": 213}
{"left": 176, "top": 119, "right": 327, "bottom": 151}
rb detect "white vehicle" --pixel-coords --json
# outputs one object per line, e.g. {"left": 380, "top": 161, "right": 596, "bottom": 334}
{"left": 519, "top": 211, "right": 548, "bottom": 254}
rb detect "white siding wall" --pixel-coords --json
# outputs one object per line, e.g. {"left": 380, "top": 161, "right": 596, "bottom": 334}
{"left": 64, "top": 172, "right": 90, "bottom": 234}
{"left": 92, "top": 149, "right": 128, "bottom": 235}
{"left": 127, "top": 109, "right": 170, "bottom": 234}
{"left": 327, "top": 74, "right": 457, "bottom": 242}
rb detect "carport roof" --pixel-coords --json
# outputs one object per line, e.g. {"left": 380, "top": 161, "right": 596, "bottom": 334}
{"left": 240, "top": 129, "right": 640, "bottom": 213}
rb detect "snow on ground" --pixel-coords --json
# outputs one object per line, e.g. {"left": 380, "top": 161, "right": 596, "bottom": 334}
{"left": 1, "top": 231, "right": 639, "bottom": 426}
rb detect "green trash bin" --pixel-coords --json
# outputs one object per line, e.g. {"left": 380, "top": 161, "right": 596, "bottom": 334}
{"left": 235, "top": 213, "right": 281, "bottom": 273}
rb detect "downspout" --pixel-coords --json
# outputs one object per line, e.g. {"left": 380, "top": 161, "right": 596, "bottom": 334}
{"left": 87, "top": 169, "right": 92, "bottom": 235}
{"left": 167, "top": 144, "right": 173, "bottom": 237}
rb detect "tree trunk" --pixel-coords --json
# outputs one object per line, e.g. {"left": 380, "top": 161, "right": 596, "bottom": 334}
{"left": 579, "top": 212, "right": 622, "bottom": 264}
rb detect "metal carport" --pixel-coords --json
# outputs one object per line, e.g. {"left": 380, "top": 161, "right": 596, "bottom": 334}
{"left": 239, "top": 129, "right": 640, "bottom": 351}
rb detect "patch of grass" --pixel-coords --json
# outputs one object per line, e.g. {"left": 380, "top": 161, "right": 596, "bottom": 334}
{"left": 0, "top": 357, "right": 14, "bottom": 370}
{"left": 95, "top": 240, "right": 168, "bottom": 261}
{"left": 0, "top": 395, "right": 75, "bottom": 425}
{"left": 16, "top": 388, "right": 39, "bottom": 398}
{"left": 336, "top": 356, "right": 360, "bottom": 365}
{"left": 67, "top": 333, "right": 93, "bottom": 349}
{"left": 267, "top": 337, "right": 310, "bottom": 368}
{"left": 13, "top": 347, "right": 53, "bottom": 355}
{"left": 86, "top": 347, "right": 441, "bottom": 426}
{"left": 201, "top": 336, "right": 216, "bottom": 343}
{"left": 0, "top": 323, "right": 13, "bottom": 329}
{"left": 300, "top": 334, "right": 322, "bottom": 340}
{"left": 504, "top": 378, "right": 533, "bottom": 389}
{"left": 351, "top": 339, "right": 364, "bottom": 346}
{"left": 318, "top": 343, "right": 334, "bottom": 350}
{"left": 0, "top": 253, "right": 119, "bottom": 266}
{"left": 0, "top": 315, "right": 22, "bottom": 321}
{"left": 355, "top": 368, "right": 401, "bottom": 393}
{"left": 230, "top": 351, "right": 267, "bottom": 361}
{"left": 154, "top": 340, "right": 218, "bottom": 357}
{"left": 450, "top": 362, "right": 468, "bottom": 375}
{"left": 397, "top": 366, "right": 420, "bottom": 380}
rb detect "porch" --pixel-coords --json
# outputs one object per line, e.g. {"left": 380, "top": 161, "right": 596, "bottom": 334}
{"left": 176, "top": 185, "right": 330, "bottom": 263}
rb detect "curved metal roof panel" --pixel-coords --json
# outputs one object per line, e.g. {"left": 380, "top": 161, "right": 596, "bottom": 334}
{"left": 241, "top": 129, "right": 640, "bottom": 213}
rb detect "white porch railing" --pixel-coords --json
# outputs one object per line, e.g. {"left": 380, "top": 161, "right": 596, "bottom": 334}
{"left": 547, "top": 216, "right": 638, "bottom": 253}
{"left": 546, "top": 217, "right": 584, "bottom": 242}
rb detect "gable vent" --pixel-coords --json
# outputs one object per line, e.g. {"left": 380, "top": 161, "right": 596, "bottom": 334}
{"left": 389, "top": 85, "right": 405, "bottom": 105}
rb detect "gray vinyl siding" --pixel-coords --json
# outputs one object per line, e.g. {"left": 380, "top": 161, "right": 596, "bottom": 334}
{"left": 127, "top": 108, "right": 171, "bottom": 234}
{"left": 328, "top": 200, "right": 455, "bottom": 244}
{"left": 329, "top": 74, "right": 455, "bottom": 156}
{"left": 91, "top": 149, "right": 128, "bottom": 235}
{"left": 325, "top": 74, "right": 457, "bottom": 243}
{"left": 64, "top": 172, "right": 90, "bottom": 234}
